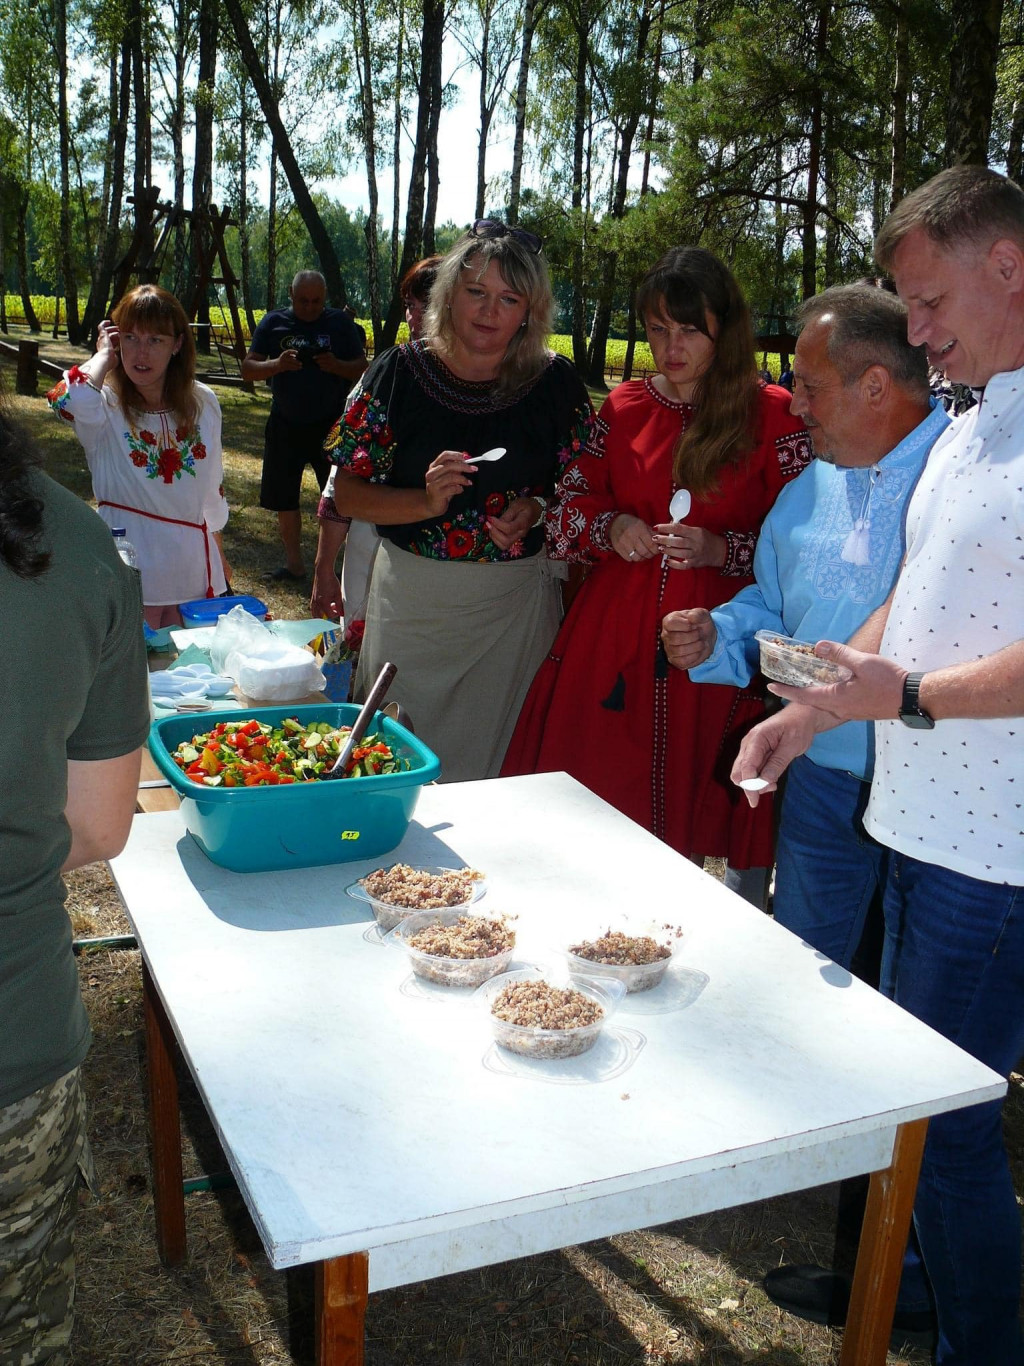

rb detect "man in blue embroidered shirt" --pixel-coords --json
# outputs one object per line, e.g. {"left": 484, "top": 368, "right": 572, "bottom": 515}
{"left": 662, "top": 284, "right": 948, "bottom": 971}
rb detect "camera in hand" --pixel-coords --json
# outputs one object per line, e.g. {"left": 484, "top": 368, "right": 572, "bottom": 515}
{"left": 299, "top": 344, "right": 329, "bottom": 367}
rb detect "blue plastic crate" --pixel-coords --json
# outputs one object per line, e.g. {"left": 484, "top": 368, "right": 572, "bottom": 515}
{"left": 148, "top": 703, "right": 440, "bottom": 873}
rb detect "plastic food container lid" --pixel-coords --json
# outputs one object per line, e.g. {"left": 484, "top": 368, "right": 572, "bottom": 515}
{"left": 178, "top": 595, "right": 268, "bottom": 625}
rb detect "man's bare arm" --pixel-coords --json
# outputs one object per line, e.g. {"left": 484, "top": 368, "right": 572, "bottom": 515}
{"left": 63, "top": 749, "right": 143, "bottom": 870}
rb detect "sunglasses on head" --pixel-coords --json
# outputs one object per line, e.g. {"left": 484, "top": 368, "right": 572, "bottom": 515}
{"left": 470, "top": 219, "right": 543, "bottom": 255}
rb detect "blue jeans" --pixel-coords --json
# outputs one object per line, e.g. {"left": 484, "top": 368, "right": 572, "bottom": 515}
{"left": 881, "top": 851, "right": 1024, "bottom": 1366}
{"left": 772, "top": 756, "right": 887, "bottom": 970}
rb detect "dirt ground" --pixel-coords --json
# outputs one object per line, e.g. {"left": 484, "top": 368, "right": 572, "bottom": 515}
{"left": 5, "top": 332, "right": 1023, "bottom": 1364}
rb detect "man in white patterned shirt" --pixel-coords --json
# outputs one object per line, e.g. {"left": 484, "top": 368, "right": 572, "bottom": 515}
{"left": 734, "top": 165, "right": 1024, "bottom": 1366}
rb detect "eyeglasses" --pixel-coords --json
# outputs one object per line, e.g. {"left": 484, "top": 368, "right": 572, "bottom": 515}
{"left": 470, "top": 219, "right": 543, "bottom": 255}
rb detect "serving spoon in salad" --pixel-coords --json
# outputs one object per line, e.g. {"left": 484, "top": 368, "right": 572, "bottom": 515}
{"left": 325, "top": 661, "right": 398, "bottom": 779}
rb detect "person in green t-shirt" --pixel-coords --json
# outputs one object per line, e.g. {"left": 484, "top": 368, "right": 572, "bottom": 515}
{"left": 0, "top": 384, "right": 150, "bottom": 1363}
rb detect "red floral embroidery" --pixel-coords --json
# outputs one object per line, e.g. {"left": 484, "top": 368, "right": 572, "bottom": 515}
{"left": 379, "top": 424, "right": 394, "bottom": 446}
{"left": 485, "top": 492, "right": 505, "bottom": 516}
{"left": 175, "top": 423, "right": 190, "bottom": 441}
{"left": 67, "top": 365, "right": 89, "bottom": 385}
{"left": 446, "top": 528, "right": 475, "bottom": 558}
{"left": 157, "top": 448, "right": 182, "bottom": 483}
{"left": 139, "top": 430, "right": 158, "bottom": 446}
{"left": 130, "top": 451, "right": 148, "bottom": 467}
{"left": 345, "top": 397, "right": 368, "bottom": 428}
{"left": 192, "top": 442, "right": 207, "bottom": 461}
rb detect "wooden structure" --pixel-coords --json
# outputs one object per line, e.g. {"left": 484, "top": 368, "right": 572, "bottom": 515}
{"left": 110, "top": 188, "right": 253, "bottom": 389}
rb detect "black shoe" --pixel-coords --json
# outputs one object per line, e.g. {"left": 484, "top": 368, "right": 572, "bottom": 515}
{"left": 763, "top": 1264, "right": 936, "bottom": 1352}
{"left": 268, "top": 566, "right": 306, "bottom": 582}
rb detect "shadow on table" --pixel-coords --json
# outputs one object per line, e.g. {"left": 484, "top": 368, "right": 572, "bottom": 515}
{"left": 175, "top": 819, "right": 472, "bottom": 933}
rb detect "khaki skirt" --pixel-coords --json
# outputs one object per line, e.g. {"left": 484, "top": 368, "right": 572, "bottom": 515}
{"left": 354, "top": 542, "right": 564, "bottom": 782}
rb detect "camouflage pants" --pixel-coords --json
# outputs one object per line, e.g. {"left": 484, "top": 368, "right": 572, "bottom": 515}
{"left": 0, "top": 1070, "right": 96, "bottom": 1366}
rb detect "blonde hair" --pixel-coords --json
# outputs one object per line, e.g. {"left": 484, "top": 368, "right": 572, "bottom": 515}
{"left": 108, "top": 285, "right": 199, "bottom": 427}
{"left": 636, "top": 247, "right": 758, "bottom": 498}
{"left": 424, "top": 235, "right": 553, "bottom": 395}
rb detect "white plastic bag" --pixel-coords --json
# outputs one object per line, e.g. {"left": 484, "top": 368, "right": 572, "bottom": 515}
{"left": 209, "top": 605, "right": 326, "bottom": 702}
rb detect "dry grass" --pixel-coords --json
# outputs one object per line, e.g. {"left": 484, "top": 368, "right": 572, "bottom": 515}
{"left": 9, "top": 332, "right": 1022, "bottom": 1364}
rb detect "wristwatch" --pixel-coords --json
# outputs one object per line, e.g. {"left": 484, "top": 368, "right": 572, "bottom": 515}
{"left": 899, "top": 671, "right": 935, "bottom": 729}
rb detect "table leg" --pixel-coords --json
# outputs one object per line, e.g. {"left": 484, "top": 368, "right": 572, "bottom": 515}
{"left": 839, "top": 1117, "right": 928, "bottom": 1366}
{"left": 315, "top": 1253, "right": 369, "bottom": 1366}
{"left": 142, "top": 960, "right": 187, "bottom": 1266}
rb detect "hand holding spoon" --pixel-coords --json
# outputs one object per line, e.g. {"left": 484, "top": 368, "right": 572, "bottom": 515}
{"left": 662, "top": 487, "right": 692, "bottom": 565}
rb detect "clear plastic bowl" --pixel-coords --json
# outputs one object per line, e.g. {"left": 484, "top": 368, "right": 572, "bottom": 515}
{"left": 475, "top": 969, "right": 625, "bottom": 1059}
{"left": 755, "top": 630, "right": 852, "bottom": 688}
{"left": 345, "top": 866, "right": 486, "bottom": 933}
{"left": 564, "top": 937, "right": 674, "bottom": 993}
{"left": 384, "top": 909, "right": 515, "bottom": 987}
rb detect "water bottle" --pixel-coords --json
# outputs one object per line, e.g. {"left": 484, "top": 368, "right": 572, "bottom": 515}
{"left": 111, "top": 527, "right": 139, "bottom": 570}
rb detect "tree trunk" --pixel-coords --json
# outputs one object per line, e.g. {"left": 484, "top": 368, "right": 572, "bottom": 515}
{"left": 423, "top": 8, "right": 444, "bottom": 255}
{"left": 801, "top": 0, "right": 830, "bottom": 300}
{"left": 473, "top": 4, "right": 494, "bottom": 220}
{"left": 355, "top": 0, "right": 382, "bottom": 348}
{"left": 238, "top": 76, "right": 258, "bottom": 335}
{"left": 1008, "top": 94, "right": 1024, "bottom": 185}
{"left": 128, "top": 0, "right": 155, "bottom": 274}
{"left": 380, "top": 0, "right": 444, "bottom": 345}
{"left": 945, "top": 0, "right": 1003, "bottom": 165}
{"left": 223, "top": 0, "right": 350, "bottom": 305}
{"left": 190, "top": 0, "right": 217, "bottom": 348}
{"left": 585, "top": 0, "right": 654, "bottom": 388}
{"left": 16, "top": 190, "right": 40, "bottom": 331}
{"left": 508, "top": 0, "right": 540, "bottom": 224}
{"left": 170, "top": 0, "right": 189, "bottom": 288}
{"left": 391, "top": 0, "right": 404, "bottom": 291}
{"left": 82, "top": 41, "right": 130, "bottom": 338}
{"left": 54, "top": 0, "right": 82, "bottom": 341}
{"left": 889, "top": 1, "right": 909, "bottom": 211}
{"left": 268, "top": 148, "right": 278, "bottom": 307}
{"left": 570, "top": 0, "right": 591, "bottom": 375}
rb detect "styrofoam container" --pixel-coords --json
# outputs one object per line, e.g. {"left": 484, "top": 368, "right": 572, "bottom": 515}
{"left": 178, "top": 595, "right": 268, "bottom": 628}
{"left": 755, "top": 630, "right": 852, "bottom": 687}
{"left": 147, "top": 703, "right": 440, "bottom": 872}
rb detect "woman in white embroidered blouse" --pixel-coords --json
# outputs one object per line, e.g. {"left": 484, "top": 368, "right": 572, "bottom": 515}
{"left": 47, "top": 285, "right": 230, "bottom": 628}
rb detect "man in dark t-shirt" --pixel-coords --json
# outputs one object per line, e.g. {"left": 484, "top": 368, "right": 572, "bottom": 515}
{"left": 243, "top": 271, "right": 366, "bottom": 581}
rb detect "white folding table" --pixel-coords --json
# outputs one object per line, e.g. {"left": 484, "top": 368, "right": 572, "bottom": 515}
{"left": 108, "top": 772, "right": 1006, "bottom": 1365}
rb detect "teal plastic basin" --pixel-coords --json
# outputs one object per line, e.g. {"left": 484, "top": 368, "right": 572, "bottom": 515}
{"left": 148, "top": 703, "right": 441, "bottom": 873}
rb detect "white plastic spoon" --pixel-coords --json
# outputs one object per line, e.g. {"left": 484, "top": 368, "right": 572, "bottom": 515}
{"left": 669, "top": 488, "right": 691, "bottom": 522}
{"left": 662, "top": 487, "right": 693, "bottom": 567}
{"left": 472, "top": 446, "right": 506, "bottom": 463}
{"left": 738, "top": 776, "right": 771, "bottom": 792}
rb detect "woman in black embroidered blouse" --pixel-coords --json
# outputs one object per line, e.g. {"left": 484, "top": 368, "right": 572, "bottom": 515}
{"left": 322, "top": 224, "right": 594, "bottom": 781}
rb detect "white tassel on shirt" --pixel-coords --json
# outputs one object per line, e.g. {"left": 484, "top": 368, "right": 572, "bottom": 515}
{"left": 841, "top": 517, "right": 871, "bottom": 565}
{"left": 841, "top": 468, "right": 878, "bottom": 566}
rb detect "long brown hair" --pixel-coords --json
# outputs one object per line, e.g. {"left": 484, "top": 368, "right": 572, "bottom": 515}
{"left": 636, "top": 247, "right": 758, "bottom": 496}
{"left": 108, "top": 285, "right": 200, "bottom": 428}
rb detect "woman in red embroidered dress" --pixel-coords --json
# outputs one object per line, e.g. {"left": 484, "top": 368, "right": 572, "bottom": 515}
{"left": 47, "top": 285, "right": 229, "bottom": 628}
{"left": 503, "top": 247, "right": 812, "bottom": 893}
